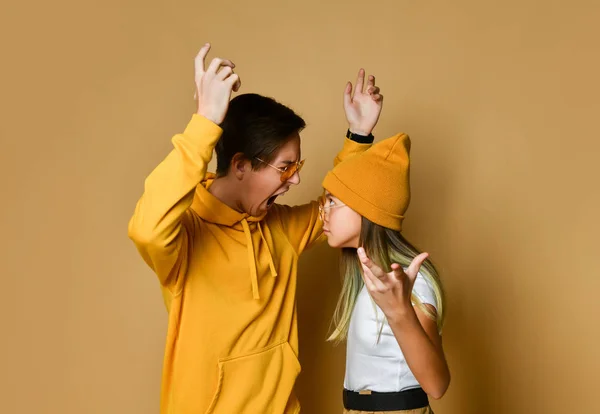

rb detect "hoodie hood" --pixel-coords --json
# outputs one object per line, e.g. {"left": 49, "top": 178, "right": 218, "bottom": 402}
{"left": 191, "top": 173, "right": 277, "bottom": 299}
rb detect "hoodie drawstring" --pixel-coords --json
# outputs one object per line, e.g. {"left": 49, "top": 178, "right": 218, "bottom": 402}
{"left": 257, "top": 221, "right": 278, "bottom": 278}
{"left": 241, "top": 218, "right": 278, "bottom": 300}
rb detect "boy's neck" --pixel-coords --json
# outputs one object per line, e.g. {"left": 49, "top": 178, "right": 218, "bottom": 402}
{"left": 208, "top": 175, "right": 246, "bottom": 214}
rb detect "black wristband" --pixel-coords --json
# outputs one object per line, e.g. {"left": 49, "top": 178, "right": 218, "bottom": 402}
{"left": 346, "top": 129, "right": 374, "bottom": 144}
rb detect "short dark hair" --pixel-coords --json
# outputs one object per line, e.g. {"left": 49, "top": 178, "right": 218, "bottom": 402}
{"left": 216, "top": 93, "right": 306, "bottom": 176}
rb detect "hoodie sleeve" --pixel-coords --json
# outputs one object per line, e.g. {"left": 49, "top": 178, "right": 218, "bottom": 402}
{"left": 128, "top": 114, "right": 222, "bottom": 293}
{"left": 274, "top": 135, "right": 373, "bottom": 255}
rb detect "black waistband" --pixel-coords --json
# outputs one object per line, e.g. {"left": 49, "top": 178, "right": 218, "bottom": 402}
{"left": 343, "top": 387, "right": 429, "bottom": 411}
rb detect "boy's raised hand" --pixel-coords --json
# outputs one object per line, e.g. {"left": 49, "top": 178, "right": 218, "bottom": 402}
{"left": 194, "top": 43, "right": 241, "bottom": 124}
{"left": 343, "top": 68, "right": 383, "bottom": 136}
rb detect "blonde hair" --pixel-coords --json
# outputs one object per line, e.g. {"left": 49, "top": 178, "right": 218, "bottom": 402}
{"left": 327, "top": 217, "right": 445, "bottom": 343}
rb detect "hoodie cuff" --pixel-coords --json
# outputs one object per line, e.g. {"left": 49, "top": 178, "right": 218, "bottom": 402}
{"left": 185, "top": 114, "right": 223, "bottom": 139}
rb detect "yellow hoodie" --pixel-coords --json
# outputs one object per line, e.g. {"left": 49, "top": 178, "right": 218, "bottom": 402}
{"left": 128, "top": 114, "right": 371, "bottom": 414}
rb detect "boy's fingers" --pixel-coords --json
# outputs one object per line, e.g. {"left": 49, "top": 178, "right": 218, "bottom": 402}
{"left": 195, "top": 43, "right": 212, "bottom": 74}
{"left": 367, "top": 74, "right": 375, "bottom": 89}
{"left": 207, "top": 58, "right": 235, "bottom": 76}
{"left": 355, "top": 68, "right": 365, "bottom": 94}
{"left": 344, "top": 82, "right": 353, "bottom": 106}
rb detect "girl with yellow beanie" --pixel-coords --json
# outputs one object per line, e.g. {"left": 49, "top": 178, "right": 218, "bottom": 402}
{"left": 321, "top": 115, "right": 450, "bottom": 412}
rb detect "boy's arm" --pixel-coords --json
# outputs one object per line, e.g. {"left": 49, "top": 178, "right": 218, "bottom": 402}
{"left": 276, "top": 68, "right": 384, "bottom": 254}
{"left": 128, "top": 43, "right": 240, "bottom": 293}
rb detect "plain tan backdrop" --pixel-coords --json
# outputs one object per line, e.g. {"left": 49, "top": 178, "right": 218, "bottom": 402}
{"left": 1, "top": 0, "right": 599, "bottom": 413}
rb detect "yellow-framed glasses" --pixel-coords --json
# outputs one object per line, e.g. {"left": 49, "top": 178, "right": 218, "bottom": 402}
{"left": 255, "top": 158, "right": 305, "bottom": 182}
{"left": 318, "top": 197, "right": 346, "bottom": 222}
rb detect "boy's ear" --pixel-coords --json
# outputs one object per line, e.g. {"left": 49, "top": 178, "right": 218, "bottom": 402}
{"left": 231, "top": 152, "right": 249, "bottom": 179}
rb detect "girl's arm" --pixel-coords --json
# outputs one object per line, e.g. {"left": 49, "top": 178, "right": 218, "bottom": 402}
{"left": 357, "top": 248, "right": 450, "bottom": 399}
{"left": 387, "top": 303, "right": 450, "bottom": 399}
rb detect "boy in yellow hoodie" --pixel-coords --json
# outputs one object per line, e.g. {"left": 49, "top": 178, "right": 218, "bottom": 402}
{"left": 128, "top": 43, "right": 384, "bottom": 414}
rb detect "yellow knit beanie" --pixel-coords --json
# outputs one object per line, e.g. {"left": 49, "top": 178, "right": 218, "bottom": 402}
{"left": 322, "top": 133, "right": 411, "bottom": 231}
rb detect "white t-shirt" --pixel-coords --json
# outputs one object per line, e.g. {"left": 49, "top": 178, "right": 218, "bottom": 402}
{"left": 344, "top": 272, "right": 437, "bottom": 393}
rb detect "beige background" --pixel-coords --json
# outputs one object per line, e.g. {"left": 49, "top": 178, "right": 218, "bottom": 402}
{"left": 2, "top": 0, "right": 599, "bottom": 413}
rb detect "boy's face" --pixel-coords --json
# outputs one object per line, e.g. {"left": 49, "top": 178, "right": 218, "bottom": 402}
{"left": 240, "top": 134, "right": 302, "bottom": 217}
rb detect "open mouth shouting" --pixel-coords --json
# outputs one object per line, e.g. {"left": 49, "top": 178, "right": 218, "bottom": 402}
{"left": 266, "top": 188, "right": 289, "bottom": 209}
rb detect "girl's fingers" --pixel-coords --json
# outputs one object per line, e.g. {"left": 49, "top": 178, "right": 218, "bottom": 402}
{"left": 357, "top": 248, "right": 385, "bottom": 279}
{"left": 361, "top": 263, "right": 387, "bottom": 292}
{"left": 390, "top": 263, "right": 407, "bottom": 281}
{"left": 406, "top": 253, "right": 429, "bottom": 280}
{"left": 360, "top": 264, "right": 377, "bottom": 291}
{"left": 357, "top": 247, "right": 372, "bottom": 266}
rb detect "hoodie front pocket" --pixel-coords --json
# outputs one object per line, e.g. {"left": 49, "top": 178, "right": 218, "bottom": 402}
{"left": 205, "top": 341, "right": 301, "bottom": 414}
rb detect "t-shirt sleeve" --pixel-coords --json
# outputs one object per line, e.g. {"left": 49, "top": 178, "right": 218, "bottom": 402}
{"left": 411, "top": 272, "right": 438, "bottom": 311}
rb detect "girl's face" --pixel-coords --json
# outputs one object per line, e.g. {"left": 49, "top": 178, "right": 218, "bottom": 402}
{"left": 322, "top": 192, "right": 362, "bottom": 248}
